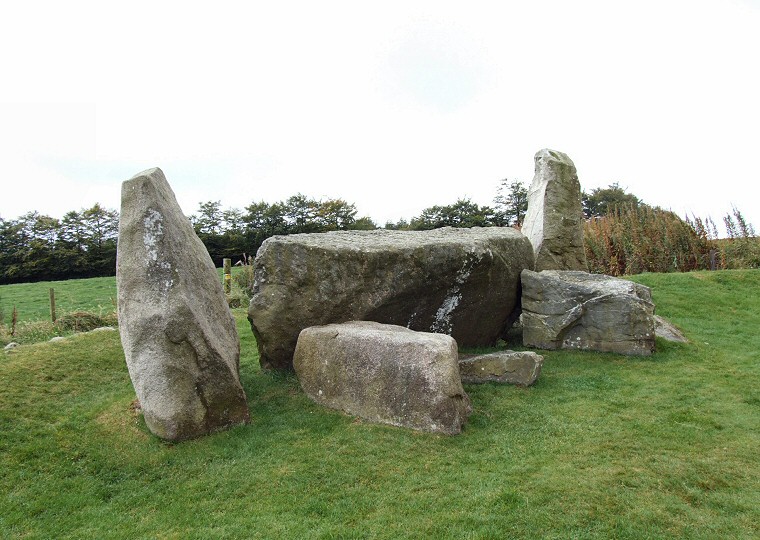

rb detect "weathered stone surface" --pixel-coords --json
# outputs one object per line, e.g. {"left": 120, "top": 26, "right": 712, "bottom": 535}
{"left": 249, "top": 227, "right": 534, "bottom": 370}
{"left": 654, "top": 315, "right": 688, "bottom": 343}
{"left": 49, "top": 336, "right": 66, "bottom": 343}
{"left": 294, "top": 321, "right": 471, "bottom": 435}
{"left": 3, "top": 342, "right": 19, "bottom": 351}
{"left": 521, "top": 270, "right": 655, "bottom": 355}
{"left": 459, "top": 350, "right": 543, "bottom": 386}
{"left": 117, "top": 168, "right": 249, "bottom": 441}
{"left": 521, "top": 149, "right": 587, "bottom": 271}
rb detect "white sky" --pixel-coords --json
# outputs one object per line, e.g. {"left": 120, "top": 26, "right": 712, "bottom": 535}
{"left": 1, "top": 0, "right": 759, "bottom": 231}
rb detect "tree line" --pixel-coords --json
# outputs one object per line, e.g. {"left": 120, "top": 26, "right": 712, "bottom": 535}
{"left": 6, "top": 178, "right": 751, "bottom": 284}
{"left": 0, "top": 179, "right": 529, "bottom": 284}
{"left": 0, "top": 204, "right": 118, "bottom": 284}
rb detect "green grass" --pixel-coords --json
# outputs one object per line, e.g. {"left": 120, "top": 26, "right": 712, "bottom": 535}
{"left": 0, "top": 268, "right": 241, "bottom": 324}
{"left": 1, "top": 270, "right": 759, "bottom": 538}
{"left": 0, "top": 276, "right": 118, "bottom": 324}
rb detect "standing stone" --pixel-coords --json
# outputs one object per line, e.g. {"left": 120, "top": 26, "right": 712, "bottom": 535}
{"left": 521, "top": 270, "right": 655, "bottom": 355}
{"left": 248, "top": 227, "right": 534, "bottom": 371}
{"left": 117, "top": 168, "right": 249, "bottom": 441}
{"left": 521, "top": 149, "right": 587, "bottom": 271}
{"left": 294, "top": 321, "right": 471, "bottom": 435}
{"left": 458, "top": 351, "right": 543, "bottom": 386}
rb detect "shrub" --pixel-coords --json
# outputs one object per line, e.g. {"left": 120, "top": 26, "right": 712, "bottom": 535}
{"left": 232, "top": 264, "right": 255, "bottom": 299}
{"left": 55, "top": 311, "right": 116, "bottom": 332}
{"left": 0, "top": 309, "right": 117, "bottom": 346}
{"left": 714, "top": 208, "right": 760, "bottom": 269}
{"left": 584, "top": 204, "right": 711, "bottom": 276}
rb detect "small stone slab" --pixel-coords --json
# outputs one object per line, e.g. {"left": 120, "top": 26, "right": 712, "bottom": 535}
{"left": 654, "top": 315, "right": 688, "bottom": 343}
{"left": 459, "top": 351, "right": 543, "bottom": 386}
{"left": 294, "top": 321, "right": 472, "bottom": 435}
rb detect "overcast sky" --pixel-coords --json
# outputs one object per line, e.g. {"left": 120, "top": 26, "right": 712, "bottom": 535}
{"left": 1, "top": 0, "right": 759, "bottom": 232}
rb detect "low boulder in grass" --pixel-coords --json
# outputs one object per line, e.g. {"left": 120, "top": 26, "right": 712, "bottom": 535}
{"left": 459, "top": 351, "right": 543, "bottom": 386}
{"left": 294, "top": 321, "right": 472, "bottom": 435}
{"left": 249, "top": 227, "right": 534, "bottom": 371}
{"left": 521, "top": 269, "right": 655, "bottom": 355}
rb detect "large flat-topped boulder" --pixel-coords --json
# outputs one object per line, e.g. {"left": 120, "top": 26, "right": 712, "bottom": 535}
{"left": 521, "top": 149, "right": 587, "bottom": 271}
{"left": 248, "top": 227, "right": 534, "bottom": 370}
{"left": 117, "top": 168, "right": 249, "bottom": 441}
{"left": 294, "top": 321, "right": 471, "bottom": 435}
{"left": 521, "top": 270, "right": 655, "bottom": 355}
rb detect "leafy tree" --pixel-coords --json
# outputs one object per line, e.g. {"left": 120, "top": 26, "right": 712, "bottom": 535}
{"left": 409, "top": 198, "right": 495, "bottom": 230}
{"left": 317, "top": 198, "right": 358, "bottom": 231}
{"left": 493, "top": 179, "right": 528, "bottom": 227}
{"left": 582, "top": 183, "right": 642, "bottom": 218}
{"left": 349, "top": 216, "right": 377, "bottom": 230}
{"left": 222, "top": 208, "right": 245, "bottom": 235}
{"left": 384, "top": 218, "right": 410, "bottom": 230}
{"left": 82, "top": 203, "right": 118, "bottom": 250}
{"left": 191, "top": 201, "right": 224, "bottom": 235}
{"left": 284, "top": 194, "right": 320, "bottom": 234}
{"left": 59, "top": 210, "right": 87, "bottom": 251}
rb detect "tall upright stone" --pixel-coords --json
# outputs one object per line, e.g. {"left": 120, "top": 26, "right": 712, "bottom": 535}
{"left": 521, "top": 149, "right": 587, "bottom": 271}
{"left": 117, "top": 168, "right": 249, "bottom": 441}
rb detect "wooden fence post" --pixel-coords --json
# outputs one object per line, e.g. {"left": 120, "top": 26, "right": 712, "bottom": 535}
{"left": 49, "top": 288, "right": 56, "bottom": 323}
{"left": 223, "top": 258, "right": 232, "bottom": 294}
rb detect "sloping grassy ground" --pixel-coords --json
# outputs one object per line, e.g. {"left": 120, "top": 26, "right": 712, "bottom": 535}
{"left": 1, "top": 270, "right": 758, "bottom": 538}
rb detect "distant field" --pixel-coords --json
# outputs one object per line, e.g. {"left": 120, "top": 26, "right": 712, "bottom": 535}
{"left": 0, "top": 268, "right": 242, "bottom": 324}
{"left": 1, "top": 269, "right": 758, "bottom": 538}
{"left": 0, "top": 276, "right": 118, "bottom": 322}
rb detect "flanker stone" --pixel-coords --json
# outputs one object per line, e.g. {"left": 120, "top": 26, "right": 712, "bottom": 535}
{"left": 459, "top": 351, "right": 543, "bottom": 386}
{"left": 521, "top": 270, "right": 655, "bottom": 355}
{"left": 521, "top": 149, "right": 587, "bottom": 271}
{"left": 248, "top": 227, "right": 534, "bottom": 370}
{"left": 293, "top": 321, "right": 472, "bottom": 435}
{"left": 117, "top": 168, "right": 249, "bottom": 442}
{"left": 654, "top": 315, "right": 688, "bottom": 343}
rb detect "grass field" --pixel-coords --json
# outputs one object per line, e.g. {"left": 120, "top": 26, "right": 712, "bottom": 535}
{"left": 0, "top": 276, "right": 118, "bottom": 324}
{"left": 0, "top": 268, "right": 241, "bottom": 325}
{"left": 1, "top": 270, "right": 758, "bottom": 538}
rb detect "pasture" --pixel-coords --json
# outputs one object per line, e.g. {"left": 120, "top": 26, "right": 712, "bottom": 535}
{"left": 1, "top": 270, "right": 758, "bottom": 538}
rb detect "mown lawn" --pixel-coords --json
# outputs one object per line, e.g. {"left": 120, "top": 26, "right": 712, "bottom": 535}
{"left": 0, "top": 270, "right": 758, "bottom": 538}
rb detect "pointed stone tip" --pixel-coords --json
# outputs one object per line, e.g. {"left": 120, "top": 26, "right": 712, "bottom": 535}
{"left": 129, "top": 167, "right": 165, "bottom": 181}
{"left": 534, "top": 148, "right": 575, "bottom": 167}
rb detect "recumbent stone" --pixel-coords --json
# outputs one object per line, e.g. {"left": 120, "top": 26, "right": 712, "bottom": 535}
{"left": 248, "top": 227, "right": 534, "bottom": 371}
